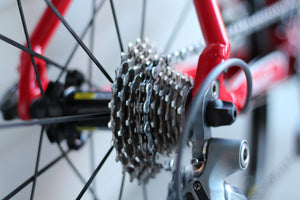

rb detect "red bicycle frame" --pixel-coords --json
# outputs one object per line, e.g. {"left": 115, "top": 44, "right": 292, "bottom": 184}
{"left": 179, "top": 0, "right": 292, "bottom": 112}
{"left": 18, "top": 0, "right": 71, "bottom": 120}
{"left": 18, "top": 0, "right": 294, "bottom": 120}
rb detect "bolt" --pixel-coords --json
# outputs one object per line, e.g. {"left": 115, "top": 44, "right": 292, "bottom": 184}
{"left": 193, "top": 181, "right": 201, "bottom": 191}
{"left": 240, "top": 141, "right": 249, "bottom": 169}
{"left": 191, "top": 158, "right": 199, "bottom": 166}
{"left": 211, "top": 81, "right": 219, "bottom": 99}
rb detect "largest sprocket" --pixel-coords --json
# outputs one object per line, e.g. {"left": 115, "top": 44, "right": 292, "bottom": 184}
{"left": 108, "top": 39, "right": 193, "bottom": 181}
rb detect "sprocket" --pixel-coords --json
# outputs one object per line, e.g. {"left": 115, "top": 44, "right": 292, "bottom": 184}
{"left": 108, "top": 38, "right": 193, "bottom": 181}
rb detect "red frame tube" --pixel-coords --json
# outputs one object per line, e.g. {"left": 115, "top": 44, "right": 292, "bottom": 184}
{"left": 18, "top": 0, "right": 72, "bottom": 120}
{"left": 183, "top": 0, "right": 293, "bottom": 112}
{"left": 177, "top": 50, "right": 290, "bottom": 111}
{"left": 193, "top": 0, "right": 233, "bottom": 105}
{"left": 17, "top": 0, "right": 295, "bottom": 119}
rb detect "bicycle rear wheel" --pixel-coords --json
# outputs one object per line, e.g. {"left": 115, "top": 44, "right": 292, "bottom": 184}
{"left": 0, "top": 0, "right": 202, "bottom": 199}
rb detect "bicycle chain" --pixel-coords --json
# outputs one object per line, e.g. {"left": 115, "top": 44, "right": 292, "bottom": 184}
{"left": 227, "top": 0, "right": 300, "bottom": 38}
{"left": 108, "top": 39, "right": 193, "bottom": 181}
{"left": 226, "top": 0, "right": 300, "bottom": 38}
{"left": 165, "top": 0, "right": 300, "bottom": 63}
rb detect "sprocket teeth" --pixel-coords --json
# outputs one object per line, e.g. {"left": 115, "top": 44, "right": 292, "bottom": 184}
{"left": 108, "top": 120, "right": 113, "bottom": 128}
{"left": 109, "top": 39, "right": 193, "bottom": 182}
{"left": 116, "top": 110, "right": 121, "bottom": 118}
{"left": 117, "top": 130, "right": 122, "bottom": 136}
{"left": 136, "top": 38, "right": 142, "bottom": 44}
{"left": 180, "top": 48, "right": 187, "bottom": 60}
{"left": 121, "top": 52, "right": 127, "bottom": 62}
{"left": 108, "top": 100, "right": 113, "bottom": 109}
{"left": 189, "top": 76, "right": 194, "bottom": 85}
{"left": 125, "top": 119, "right": 130, "bottom": 126}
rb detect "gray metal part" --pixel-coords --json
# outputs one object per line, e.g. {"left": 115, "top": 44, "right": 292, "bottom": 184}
{"left": 184, "top": 138, "right": 249, "bottom": 200}
{"left": 224, "top": 183, "right": 247, "bottom": 200}
{"left": 108, "top": 39, "right": 193, "bottom": 181}
{"left": 201, "top": 138, "right": 248, "bottom": 199}
{"left": 191, "top": 83, "right": 216, "bottom": 159}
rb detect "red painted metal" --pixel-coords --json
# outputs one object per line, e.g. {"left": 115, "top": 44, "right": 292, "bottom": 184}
{"left": 17, "top": 0, "right": 297, "bottom": 119}
{"left": 176, "top": 51, "right": 290, "bottom": 111}
{"left": 193, "top": 0, "right": 233, "bottom": 105}
{"left": 225, "top": 51, "right": 290, "bottom": 111}
{"left": 18, "top": 0, "right": 72, "bottom": 120}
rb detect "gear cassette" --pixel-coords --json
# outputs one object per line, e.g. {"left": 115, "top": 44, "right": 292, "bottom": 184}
{"left": 108, "top": 38, "right": 193, "bottom": 181}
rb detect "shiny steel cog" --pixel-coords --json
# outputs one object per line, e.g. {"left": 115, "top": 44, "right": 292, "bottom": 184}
{"left": 108, "top": 38, "right": 193, "bottom": 181}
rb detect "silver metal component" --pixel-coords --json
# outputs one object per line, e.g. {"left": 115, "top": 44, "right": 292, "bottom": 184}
{"left": 193, "top": 181, "right": 201, "bottom": 191}
{"left": 224, "top": 183, "right": 247, "bottom": 200}
{"left": 183, "top": 138, "right": 249, "bottom": 200}
{"left": 211, "top": 80, "right": 219, "bottom": 99}
{"left": 190, "top": 158, "right": 199, "bottom": 166}
{"left": 109, "top": 39, "right": 193, "bottom": 181}
{"left": 240, "top": 141, "right": 249, "bottom": 169}
{"left": 191, "top": 85, "right": 213, "bottom": 160}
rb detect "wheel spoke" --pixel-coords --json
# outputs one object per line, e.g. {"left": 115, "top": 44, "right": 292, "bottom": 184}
{"left": 17, "top": 0, "right": 45, "bottom": 97}
{"left": 109, "top": 0, "right": 124, "bottom": 52}
{"left": 30, "top": 126, "right": 45, "bottom": 200}
{"left": 118, "top": 173, "right": 126, "bottom": 200}
{"left": 2, "top": 149, "right": 71, "bottom": 200}
{"left": 142, "top": 181, "right": 148, "bottom": 200}
{"left": 44, "top": 0, "right": 113, "bottom": 83}
{"left": 0, "top": 34, "right": 65, "bottom": 70}
{"left": 87, "top": 0, "right": 97, "bottom": 195}
{"left": 0, "top": 112, "right": 110, "bottom": 129}
{"left": 55, "top": 0, "right": 107, "bottom": 82}
{"left": 140, "top": 0, "right": 147, "bottom": 40}
{"left": 76, "top": 146, "right": 114, "bottom": 200}
{"left": 163, "top": 0, "right": 192, "bottom": 53}
{"left": 89, "top": 132, "right": 97, "bottom": 195}
{"left": 88, "top": 0, "right": 96, "bottom": 88}
{"left": 57, "top": 143, "right": 98, "bottom": 199}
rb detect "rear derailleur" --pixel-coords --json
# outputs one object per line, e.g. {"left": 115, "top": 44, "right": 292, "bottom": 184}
{"left": 168, "top": 82, "right": 250, "bottom": 200}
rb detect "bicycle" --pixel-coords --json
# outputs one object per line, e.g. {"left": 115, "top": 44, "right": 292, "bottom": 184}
{"left": 0, "top": 0, "right": 299, "bottom": 199}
